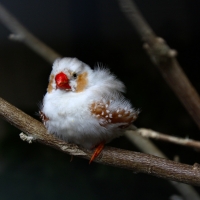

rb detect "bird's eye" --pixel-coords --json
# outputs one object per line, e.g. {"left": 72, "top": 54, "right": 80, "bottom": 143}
{"left": 72, "top": 73, "right": 77, "bottom": 78}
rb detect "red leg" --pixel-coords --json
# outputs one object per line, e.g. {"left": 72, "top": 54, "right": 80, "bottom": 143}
{"left": 89, "top": 142, "right": 105, "bottom": 164}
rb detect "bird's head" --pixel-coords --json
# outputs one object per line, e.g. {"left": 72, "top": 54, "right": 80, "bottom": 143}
{"left": 47, "top": 57, "right": 92, "bottom": 93}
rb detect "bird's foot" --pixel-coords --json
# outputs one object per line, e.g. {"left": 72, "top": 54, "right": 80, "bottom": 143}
{"left": 89, "top": 141, "right": 105, "bottom": 164}
{"left": 39, "top": 111, "right": 49, "bottom": 125}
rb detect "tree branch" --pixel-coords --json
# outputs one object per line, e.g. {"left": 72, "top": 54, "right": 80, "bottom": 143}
{"left": 0, "top": 3, "right": 200, "bottom": 198}
{"left": 0, "top": 3, "right": 60, "bottom": 63}
{"left": 125, "top": 132, "right": 200, "bottom": 200}
{"left": 118, "top": 0, "right": 200, "bottom": 130}
{"left": 131, "top": 128, "right": 200, "bottom": 151}
{"left": 0, "top": 96, "right": 200, "bottom": 186}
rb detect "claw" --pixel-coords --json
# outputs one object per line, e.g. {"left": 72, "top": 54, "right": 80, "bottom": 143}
{"left": 89, "top": 142, "right": 105, "bottom": 164}
{"left": 39, "top": 111, "right": 49, "bottom": 125}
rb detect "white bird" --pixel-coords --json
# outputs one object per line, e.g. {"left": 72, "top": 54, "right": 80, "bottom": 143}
{"left": 40, "top": 57, "right": 139, "bottom": 163}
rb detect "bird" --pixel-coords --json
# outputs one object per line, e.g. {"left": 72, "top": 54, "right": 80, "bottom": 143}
{"left": 40, "top": 57, "right": 139, "bottom": 163}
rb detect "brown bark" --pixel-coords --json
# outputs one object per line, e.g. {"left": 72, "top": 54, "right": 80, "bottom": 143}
{"left": 1, "top": 96, "right": 200, "bottom": 186}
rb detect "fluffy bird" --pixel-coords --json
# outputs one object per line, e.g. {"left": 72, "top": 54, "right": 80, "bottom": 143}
{"left": 40, "top": 57, "right": 139, "bottom": 163}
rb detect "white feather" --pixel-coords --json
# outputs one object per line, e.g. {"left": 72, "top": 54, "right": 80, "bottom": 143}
{"left": 41, "top": 57, "right": 137, "bottom": 149}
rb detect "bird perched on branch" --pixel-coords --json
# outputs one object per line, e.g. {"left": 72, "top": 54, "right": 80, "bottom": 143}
{"left": 40, "top": 57, "right": 139, "bottom": 163}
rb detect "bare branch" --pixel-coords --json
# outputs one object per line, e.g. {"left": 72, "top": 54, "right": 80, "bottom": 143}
{"left": 0, "top": 96, "right": 200, "bottom": 186}
{"left": 0, "top": 3, "right": 60, "bottom": 63}
{"left": 130, "top": 128, "right": 200, "bottom": 151}
{"left": 125, "top": 132, "right": 200, "bottom": 200}
{"left": 118, "top": 0, "right": 200, "bottom": 130}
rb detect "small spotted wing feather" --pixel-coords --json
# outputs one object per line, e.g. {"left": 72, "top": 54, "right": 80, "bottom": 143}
{"left": 90, "top": 100, "right": 138, "bottom": 128}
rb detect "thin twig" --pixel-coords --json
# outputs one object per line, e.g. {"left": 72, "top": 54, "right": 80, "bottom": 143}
{"left": 118, "top": 0, "right": 200, "bottom": 130}
{"left": 0, "top": 96, "right": 200, "bottom": 186}
{"left": 132, "top": 128, "right": 200, "bottom": 151}
{"left": 0, "top": 3, "right": 60, "bottom": 63}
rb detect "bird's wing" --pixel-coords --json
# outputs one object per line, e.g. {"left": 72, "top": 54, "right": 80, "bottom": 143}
{"left": 89, "top": 100, "right": 138, "bottom": 128}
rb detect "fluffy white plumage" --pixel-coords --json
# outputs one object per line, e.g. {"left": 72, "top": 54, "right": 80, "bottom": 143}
{"left": 40, "top": 57, "right": 138, "bottom": 149}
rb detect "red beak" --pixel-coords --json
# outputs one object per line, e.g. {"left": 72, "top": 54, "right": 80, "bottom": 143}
{"left": 55, "top": 72, "right": 71, "bottom": 90}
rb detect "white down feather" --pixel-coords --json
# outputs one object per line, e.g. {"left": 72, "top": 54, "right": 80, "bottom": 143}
{"left": 41, "top": 57, "right": 136, "bottom": 149}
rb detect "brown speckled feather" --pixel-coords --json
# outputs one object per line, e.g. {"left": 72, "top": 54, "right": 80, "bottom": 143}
{"left": 90, "top": 101, "right": 138, "bottom": 128}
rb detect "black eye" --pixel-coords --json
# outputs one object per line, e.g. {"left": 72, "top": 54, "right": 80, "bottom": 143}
{"left": 72, "top": 73, "right": 77, "bottom": 78}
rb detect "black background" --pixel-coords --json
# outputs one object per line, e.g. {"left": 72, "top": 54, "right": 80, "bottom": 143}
{"left": 1, "top": 0, "right": 200, "bottom": 199}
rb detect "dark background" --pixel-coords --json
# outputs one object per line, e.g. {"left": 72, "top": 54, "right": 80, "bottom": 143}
{"left": 1, "top": 0, "right": 200, "bottom": 199}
